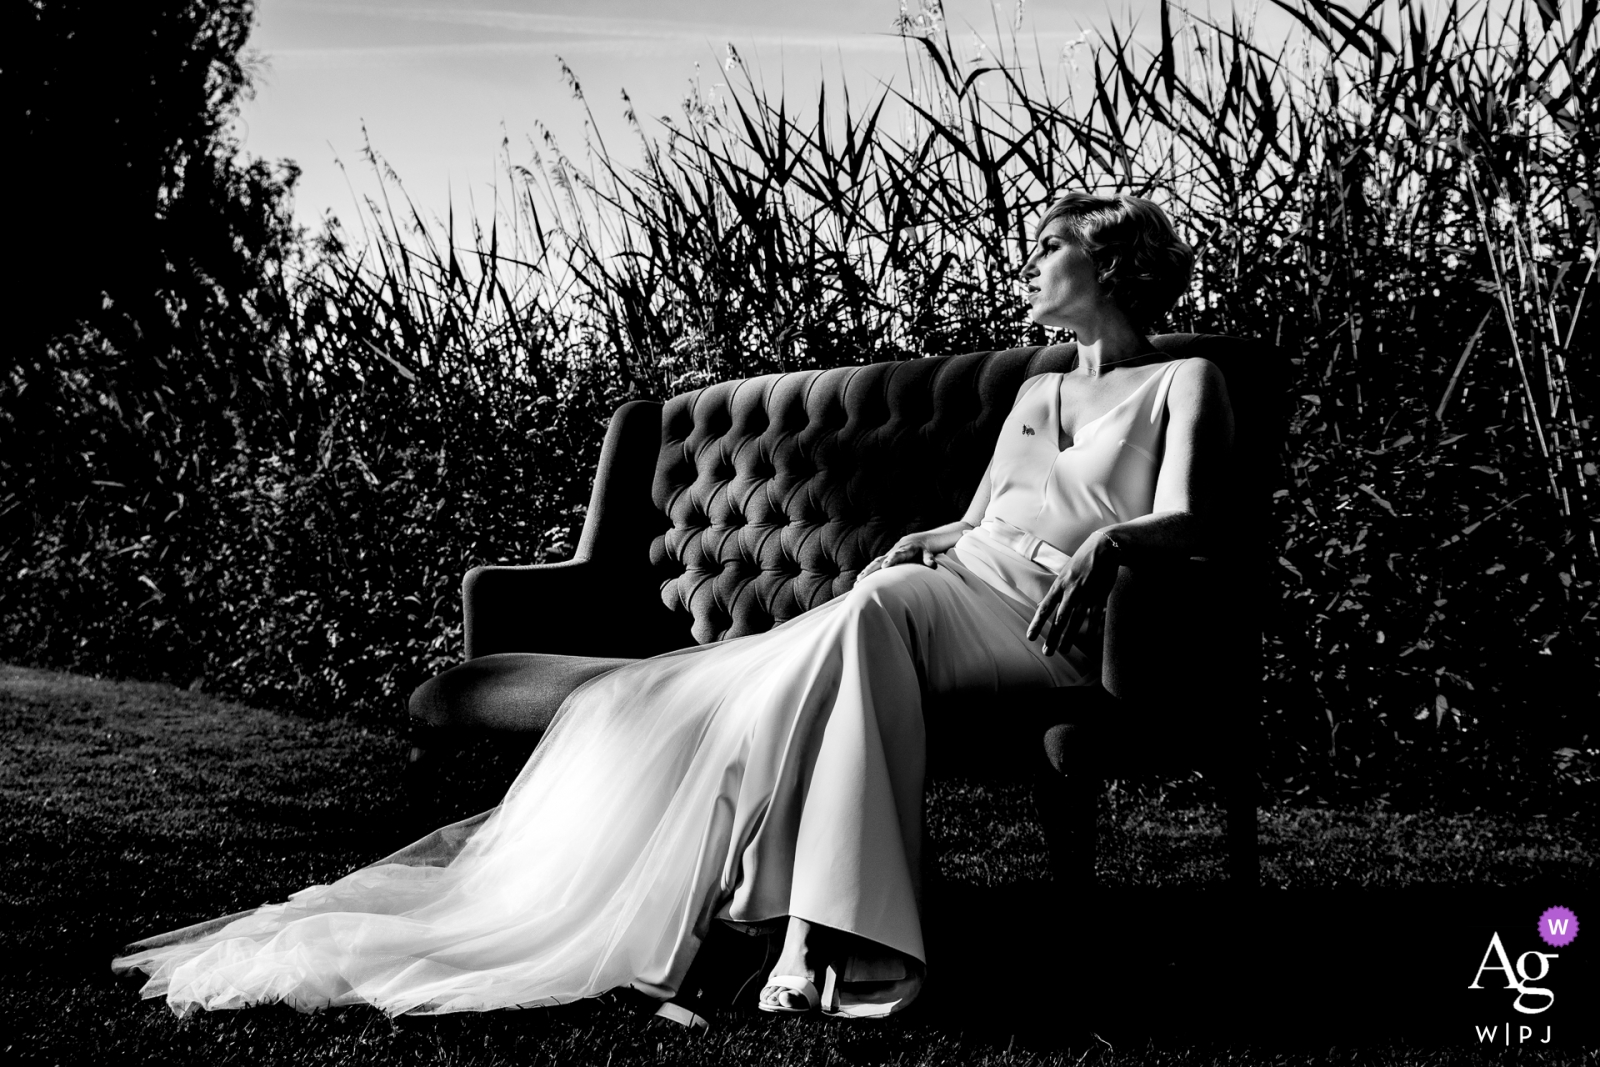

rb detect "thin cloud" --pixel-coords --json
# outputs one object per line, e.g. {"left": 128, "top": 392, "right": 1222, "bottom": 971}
{"left": 271, "top": 1, "right": 920, "bottom": 55}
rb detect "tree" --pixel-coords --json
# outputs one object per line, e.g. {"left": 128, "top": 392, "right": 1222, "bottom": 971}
{"left": 2, "top": 0, "right": 303, "bottom": 678}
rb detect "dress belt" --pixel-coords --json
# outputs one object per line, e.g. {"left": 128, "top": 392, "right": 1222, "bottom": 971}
{"left": 976, "top": 517, "right": 1074, "bottom": 574}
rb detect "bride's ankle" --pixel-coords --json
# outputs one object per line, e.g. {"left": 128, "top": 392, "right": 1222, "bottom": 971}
{"left": 771, "top": 916, "right": 831, "bottom": 978}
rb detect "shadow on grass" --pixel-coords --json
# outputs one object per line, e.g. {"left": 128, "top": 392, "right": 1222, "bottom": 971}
{"left": 2, "top": 664, "right": 1595, "bottom": 1065}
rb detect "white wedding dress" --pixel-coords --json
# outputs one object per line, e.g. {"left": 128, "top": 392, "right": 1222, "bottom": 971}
{"left": 113, "top": 360, "right": 1188, "bottom": 1016}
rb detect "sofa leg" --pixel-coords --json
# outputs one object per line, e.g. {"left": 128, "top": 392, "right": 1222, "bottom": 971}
{"left": 403, "top": 725, "right": 459, "bottom": 804}
{"left": 1222, "top": 769, "right": 1259, "bottom": 887}
{"left": 1035, "top": 769, "right": 1100, "bottom": 888}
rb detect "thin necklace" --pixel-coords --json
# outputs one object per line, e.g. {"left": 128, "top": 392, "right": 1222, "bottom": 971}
{"left": 1076, "top": 348, "right": 1157, "bottom": 376}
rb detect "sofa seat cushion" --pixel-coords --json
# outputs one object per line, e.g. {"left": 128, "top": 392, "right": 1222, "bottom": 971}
{"left": 414, "top": 663, "right": 1231, "bottom": 772}
{"left": 409, "top": 653, "right": 639, "bottom": 734}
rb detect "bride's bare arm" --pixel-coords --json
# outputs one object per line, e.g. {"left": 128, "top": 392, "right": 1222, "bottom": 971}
{"left": 859, "top": 459, "right": 994, "bottom": 578}
{"left": 1101, "top": 357, "right": 1235, "bottom": 553}
{"left": 1028, "top": 359, "right": 1234, "bottom": 654}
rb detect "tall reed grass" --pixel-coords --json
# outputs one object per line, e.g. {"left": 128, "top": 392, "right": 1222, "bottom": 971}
{"left": 5, "top": 0, "right": 1595, "bottom": 806}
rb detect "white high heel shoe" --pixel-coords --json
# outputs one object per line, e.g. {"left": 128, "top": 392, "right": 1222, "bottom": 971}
{"left": 820, "top": 958, "right": 924, "bottom": 1019}
{"left": 758, "top": 974, "right": 821, "bottom": 1015}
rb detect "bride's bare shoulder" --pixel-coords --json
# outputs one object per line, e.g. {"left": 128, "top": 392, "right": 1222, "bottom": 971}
{"left": 1169, "top": 356, "right": 1226, "bottom": 393}
{"left": 1167, "top": 357, "right": 1234, "bottom": 425}
{"left": 1010, "top": 371, "right": 1059, "bottom": 401}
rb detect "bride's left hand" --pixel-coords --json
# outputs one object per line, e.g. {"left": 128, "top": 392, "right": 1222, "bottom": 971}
{"left": 1026, "top": 530, "right": 1121, "bottom": 657}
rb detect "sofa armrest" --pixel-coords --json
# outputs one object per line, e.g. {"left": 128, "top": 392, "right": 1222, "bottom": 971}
{"left": 462, "top": 399, "right": 688, "bottom": 659}
{"left": 464, "top": 560, "right": 605, "bottom": 658}
{"left": 1100, "top": 555, "right": 1257, "bottom": 740}
{"left": 462, "top": 561, "right": 688, "bottom": 659}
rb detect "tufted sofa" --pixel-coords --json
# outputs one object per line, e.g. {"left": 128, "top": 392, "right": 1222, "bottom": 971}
{"left": 410, "top": 333, "right": 1286, "bottom": 883}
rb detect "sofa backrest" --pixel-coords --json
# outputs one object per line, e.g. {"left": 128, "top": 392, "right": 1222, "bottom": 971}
{"left": 649, "top": 334, "right": 1286, "bottom": 646}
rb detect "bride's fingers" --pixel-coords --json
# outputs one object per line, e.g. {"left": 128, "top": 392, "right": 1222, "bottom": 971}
{"left": 1059, "top": 601, "right": 1090, "bottom": 654}
{"left": 1046, "top": 615, "right": 1073, "bottom": 656}
{"left": 1045, "top": 588, "right": 1086, "bottom": 656}
{"left": 1030, "top": 578, "right": 1070, "bottom": 642}
{"left": 874, "top": 544, "right": 919, "bottom": 573}
{"left": 1026, "top": 587, "right": 1058, "bottom": 641}
{"left": 1044, "top": 607, "right": 1067, "bottom": 655}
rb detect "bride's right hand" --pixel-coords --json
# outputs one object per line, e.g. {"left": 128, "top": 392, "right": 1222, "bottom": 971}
{"left": 859, "top": 532, "right": 943, "bottom": 579}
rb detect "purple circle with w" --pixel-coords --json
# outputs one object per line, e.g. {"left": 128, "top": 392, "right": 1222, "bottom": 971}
{"left": 1538, "top": 906, "right": 1578, "bottom": 948}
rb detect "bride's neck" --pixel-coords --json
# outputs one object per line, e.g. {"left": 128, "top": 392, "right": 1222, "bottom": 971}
{"left": 1072, "top": 317, "right": 1149, "bottom": 377}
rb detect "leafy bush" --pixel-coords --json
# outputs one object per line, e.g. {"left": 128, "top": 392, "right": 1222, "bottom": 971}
{"left": 2, "top": 0, "right": 1594, "bottom": 806}
{"left": 3, "top": 0, "right": 303, "bottom": 683}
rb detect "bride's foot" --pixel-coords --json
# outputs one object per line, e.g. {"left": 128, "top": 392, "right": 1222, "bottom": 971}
{"left": 758, "top": 916, "right": 830, "bottom": 1013}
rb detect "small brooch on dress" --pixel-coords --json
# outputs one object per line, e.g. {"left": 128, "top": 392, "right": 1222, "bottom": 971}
{"left": 1021, "top": 425, "right": 1035, "bottom": 436}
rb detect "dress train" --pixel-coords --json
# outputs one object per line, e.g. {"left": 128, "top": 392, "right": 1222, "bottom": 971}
{"left": 112, "top": 530, "right": 1087, "bottom": 1016}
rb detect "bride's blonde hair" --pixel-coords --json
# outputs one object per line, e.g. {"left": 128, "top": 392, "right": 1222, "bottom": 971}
{"left": 1037, "top": 193, "right": 1194, "bottom": 333}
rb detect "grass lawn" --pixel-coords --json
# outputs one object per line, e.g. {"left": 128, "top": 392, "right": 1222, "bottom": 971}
{"left": 2, "top": 663, "right": 1594, "bottom": 1065}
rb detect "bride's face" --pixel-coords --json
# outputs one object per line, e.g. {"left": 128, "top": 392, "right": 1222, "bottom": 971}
{"left": 1021, "top": 220, "right": 1104, "bottom": 329}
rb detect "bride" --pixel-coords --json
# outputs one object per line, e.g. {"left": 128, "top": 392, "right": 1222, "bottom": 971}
{"left": 113, "top": 192, "right": 1232, "bottom": 1022}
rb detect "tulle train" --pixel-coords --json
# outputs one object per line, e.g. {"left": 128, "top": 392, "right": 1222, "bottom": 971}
{"left": 113, "top": 532, "right": 1086, "bottom": 1015}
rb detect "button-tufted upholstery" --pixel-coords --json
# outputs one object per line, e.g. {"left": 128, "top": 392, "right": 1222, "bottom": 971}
{"left": 647, "top": 334, "right": 1280, "bottom": 648}
{"left": 414, "top": 332, "right": 1282, "bottom": 728}
{"left": 409, "top": 333, "right": 1284, "bottom": 883}
{"left": 650, "top": 351, "right": 1034, "bottom": 645}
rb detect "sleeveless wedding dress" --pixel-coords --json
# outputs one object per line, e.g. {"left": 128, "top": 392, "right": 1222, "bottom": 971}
{"left": 113, "top": 359, "right": 1188, "bottom": 1016}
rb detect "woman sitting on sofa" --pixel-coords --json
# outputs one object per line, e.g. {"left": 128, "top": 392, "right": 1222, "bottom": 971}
{"left": 115, "top": 192, "right": 1233, "bottom": 1022}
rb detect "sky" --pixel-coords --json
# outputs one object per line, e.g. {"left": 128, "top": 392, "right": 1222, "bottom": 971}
{"left": 235, "top": 0, "right": 1307, "bottom": 234}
